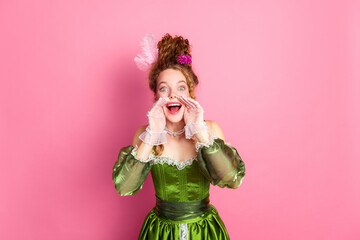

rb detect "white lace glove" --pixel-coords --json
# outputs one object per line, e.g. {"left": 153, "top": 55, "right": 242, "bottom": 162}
{"left": 178, "top": 96, "right": 210, "bottom": 139}
{"left": 139, "top": 97, "right": 169, "bottom": 145}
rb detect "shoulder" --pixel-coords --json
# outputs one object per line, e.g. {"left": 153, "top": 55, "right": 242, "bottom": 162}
{"left": 132, "top": 125, "right": 147, "bottom": 146}
{"left": 204, "top": 120, "right": 225, "bottom": 141}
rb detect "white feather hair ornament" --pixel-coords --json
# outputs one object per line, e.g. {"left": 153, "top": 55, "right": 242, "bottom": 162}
{"left": 134, "top": 33, "right": 158, "bottom": 71}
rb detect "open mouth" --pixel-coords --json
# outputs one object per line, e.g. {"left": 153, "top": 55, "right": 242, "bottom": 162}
{"left": 166, "top": 102, "right": 182, "bottom": 115}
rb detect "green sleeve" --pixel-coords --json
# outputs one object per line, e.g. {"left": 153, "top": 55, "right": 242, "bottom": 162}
{"left": 112, "top": 145, "right": 152, "bottom": 196}
{"left": 197, "top": 138, "right": 246, "bottom": 189}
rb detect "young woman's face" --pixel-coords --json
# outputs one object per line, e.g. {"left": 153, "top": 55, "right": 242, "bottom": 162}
{"left": 156, "top": 68, "right": 191, "bottom": 123}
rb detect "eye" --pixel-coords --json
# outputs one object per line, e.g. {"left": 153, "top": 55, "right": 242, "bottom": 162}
{"left": 179, "top": 86, "right": 186, "bottom": 91}
{"left": 159, "top": 87, "right": 167, "bottom": 92}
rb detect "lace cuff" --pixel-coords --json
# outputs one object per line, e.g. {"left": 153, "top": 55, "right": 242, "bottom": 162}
{"left": 195, "top": 134, "right": 219, "bottom": 152}
{"left": 139, "top": 126, "right": 167, "bottom": 146}
{"left": 131, "top": 145, "right": 155, "bottom": 163}
{"left": 184, "top": 121, "right": 210, "bottom": 139}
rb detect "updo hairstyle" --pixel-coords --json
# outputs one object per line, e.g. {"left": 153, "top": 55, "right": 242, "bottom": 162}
{"left": 148, "top": 33, "right": 199, "bottom": 101}
{"left": 148, "top": 33, "right": 199, "bottom": 155}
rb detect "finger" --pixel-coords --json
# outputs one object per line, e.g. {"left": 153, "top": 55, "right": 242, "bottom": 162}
{"left": 178, "top": 96, "right": 191, "bottom": 110}
{"left": 156, "top": 97, "right": 169, "bottom": 108}
{"left": 180, "top": 96, "right": 196, "bottom": 109}
{"left": 185, "top": 97, "right": 203, "bottom": 110}
{"left": 178, "top": 96, "right": 193, "bottom": 108}
{"left": 178, "top": 96, "right": 191, "bottom": 108}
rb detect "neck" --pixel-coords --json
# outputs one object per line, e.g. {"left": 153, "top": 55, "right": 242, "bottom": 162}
{"left": 166, "top": 120, "right": 185, "bottom": 132}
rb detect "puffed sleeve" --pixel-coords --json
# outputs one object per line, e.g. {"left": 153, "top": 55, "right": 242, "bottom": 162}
{"left": 197, "top": 136, "right": 245, "bottom": 189}
{"left": 112, "top": 145, "right": 152, "bottom": 196}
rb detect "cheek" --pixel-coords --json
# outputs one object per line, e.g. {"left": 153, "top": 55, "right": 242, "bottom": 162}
{"left": 156, "top": 91, "right": 168, "bottom": 99}
{"left": 180, "top": 90, "right": 191, "bottom": 98}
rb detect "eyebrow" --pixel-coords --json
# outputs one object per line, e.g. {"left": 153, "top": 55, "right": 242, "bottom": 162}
{"left": 158, "top": 80, "right": 186, "bottom": 85}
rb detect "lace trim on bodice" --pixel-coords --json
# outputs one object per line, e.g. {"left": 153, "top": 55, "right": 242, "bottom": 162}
{"left": 151, "top": 156, "right": 197, "bottom": 170}
{"left": 131, "top": 145, "right": 197, "bottom": 170}
{"left": 131, "top": 138, "right": 233, "bottom": 170}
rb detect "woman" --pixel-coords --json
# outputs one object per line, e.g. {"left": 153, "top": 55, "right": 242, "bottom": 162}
{"left": 112, "top": 33, "right": 246, "bottom": 240}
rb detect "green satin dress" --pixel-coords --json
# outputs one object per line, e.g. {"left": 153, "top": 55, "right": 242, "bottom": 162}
{"left": 112, "top": 137, "right": 245, "bottom": 240}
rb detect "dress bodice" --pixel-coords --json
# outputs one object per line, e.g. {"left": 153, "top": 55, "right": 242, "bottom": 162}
{"left": 112, "top": 137, "right": 246, "bottom": 240}
{"left": 112, "top": 137, "right": 245, "bottom": 198}
{"left": 150, "top": 157, "right": 210, "bottom": 202}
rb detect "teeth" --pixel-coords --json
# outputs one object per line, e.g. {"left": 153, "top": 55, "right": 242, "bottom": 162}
{"left": 168, "top": 104, "right": 181, "bottom": 107}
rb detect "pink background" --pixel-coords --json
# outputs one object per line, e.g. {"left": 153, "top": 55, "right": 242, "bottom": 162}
{"left": 1, "top": 0, "right": 359, "bottom": 239}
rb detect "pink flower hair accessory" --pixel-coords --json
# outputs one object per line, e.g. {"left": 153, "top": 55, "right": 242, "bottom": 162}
{"left": 177, "top": 54, "right": 192, "bottom": 64}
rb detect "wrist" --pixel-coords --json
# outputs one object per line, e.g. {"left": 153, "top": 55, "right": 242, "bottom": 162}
{"left": 138, "top": 126, "right": 167, "bottom": 146}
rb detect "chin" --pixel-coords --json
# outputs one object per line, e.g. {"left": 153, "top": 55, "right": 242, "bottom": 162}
{"left": 165, "top": 113, "right": 184, "bottom": 123}
{"left": 164, "top": 107, "right": 185, "bottom": 123}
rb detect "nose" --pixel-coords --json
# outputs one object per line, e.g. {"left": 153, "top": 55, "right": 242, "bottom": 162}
{"left": 169, "top": 95, "right": 177, "bottom": 99}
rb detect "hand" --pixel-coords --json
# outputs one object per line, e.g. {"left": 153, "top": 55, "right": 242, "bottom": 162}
{"left": 179, "top": 96, "right": 209, "bottom": 140}
{"left": 139, "top": 97, "right": 169, "bottom": 146}
{"left": 147, "top": 97, "right": 169, "bottom": 132}
{"left": 178, "top": 96, "right": 204, "bottom": 125}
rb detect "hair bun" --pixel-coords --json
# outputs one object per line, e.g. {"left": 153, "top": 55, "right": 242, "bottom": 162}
{"left": 157, "top": 33, "right": 192, "bottom": 67}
